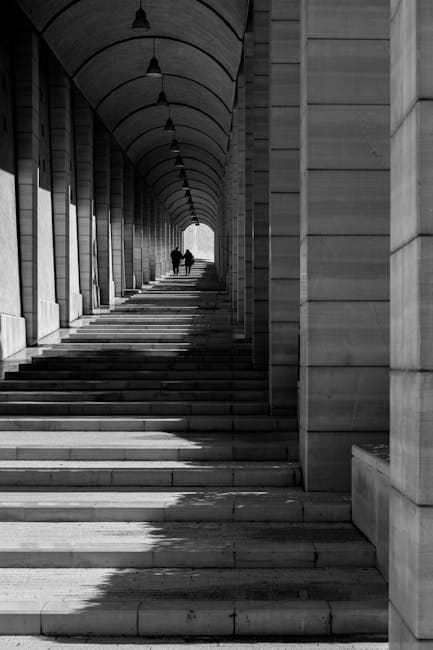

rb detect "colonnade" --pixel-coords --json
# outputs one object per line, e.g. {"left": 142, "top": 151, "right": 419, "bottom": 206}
{"left": 0, "top": 9, "right": 182, "bottom": 359}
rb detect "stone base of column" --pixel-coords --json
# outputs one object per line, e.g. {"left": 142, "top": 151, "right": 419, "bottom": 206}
{"left": 300, "top": 429, "right": 389, "bottom": 492}
{"left": 37, "top": 300, "right": 60, "bottom": 341}
{"left": 389, "top": 602, "right": 432, "bottom": 649}
{"left": 0, "top": 313, "right": 27, "bottom": 360}
{"left": 70, "top": 292, "right": 83, "bottom": 322}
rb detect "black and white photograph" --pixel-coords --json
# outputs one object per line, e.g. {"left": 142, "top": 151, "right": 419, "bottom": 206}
{"left": 0, "top": 1, "right": 418, "bottom": 648}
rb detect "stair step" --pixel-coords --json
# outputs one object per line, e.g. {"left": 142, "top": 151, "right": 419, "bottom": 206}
{"left": 0, "top": 522, "right": 375, "bottom": 568}
{"left": 0, "top": 402, "right": 270, "bottom": 416}
{"left": 0, "top": 488, "right": 350, "bottom": 522}
{"left": 0, "top": 568, "right": 387, "bottom": 636}
{"left": 0, "top": 415, "right": 296, "bottom": 431}
{"left": 0, "top": 380, "right": 268, "bottom": 390}
{"left": 0, "top": 390, "right": 268, "bottom": 402}
{"left": 0, "top": 430, "right": 298, "bottom": 461}
{"left": 0, "top": 460, "right": 301, "bottom": 487}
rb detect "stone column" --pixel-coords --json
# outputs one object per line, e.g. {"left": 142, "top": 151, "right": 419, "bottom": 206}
{"left": 94, "top": 119, "right": 114, "bottom": 306}
{"left": 230, "top": 131, "right": 239, "bottom": 314}
{"left": 299, "top": 0, "right": 390, "bottom": 490}
{"left": 133, "top": 173, "right": 144, "bottom": 289}
{"left": 155, "top": 200, "right": 162, "bottom": 279}
{"left": 123, "top": 161, "right": 135, "bottom": 290}
{"left": 73, "top": 88, "right": 99, "bottom": 313}
{"left": 252, "top": 1, "right": 270, "bottom": 367}
{"left": 268, "top": 0, "right": 300, "bottom": 414}
{"left": 14, "top": 21, "right": 59, "bottom": 344}
{"left": 142, "top": 185, "right": 151, "bottom": 284}
{"left": 110, "top": 141, "right": 125, "bottom": 297}
{"left": 148, "top": 193, "right": 156, "bottom": 281}
{"left": 48, "top": 57, "right": 83, "bottom": 326}
{"left": 237, "top": 78, "right": 246, "bottom": 329}
{"left": 0, "top": 14, "right": 26, "bottom": 358}
{"left": 389, "top": 1, "right": 433, "bottom": 645}
{"left": 244, "top": 33, "right": 254, "bottom": 340}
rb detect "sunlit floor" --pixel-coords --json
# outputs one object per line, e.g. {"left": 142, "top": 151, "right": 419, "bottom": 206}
{"left": 0, "top": 638, "right": 388, "bottom": 649}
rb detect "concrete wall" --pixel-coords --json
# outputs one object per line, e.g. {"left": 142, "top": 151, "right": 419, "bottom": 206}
{"left": 299, "top": 0, "right": 390, "bottom": 490}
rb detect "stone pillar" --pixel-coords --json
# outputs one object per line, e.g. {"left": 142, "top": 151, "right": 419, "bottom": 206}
{"left": 299, "top": 0, "right": 390, "bottom": 490}
{"left": 14, "top": 22, "right": 59, "bottom": 344}
{"left": 110, "top": 141, "right": 125, "bottom": 297}
{"left": 237, "top": 78, "right": 246, "bottom": 329}
{"left": 0, "top": 15, "right": 27, "bottom": 358}
{"left": 155, "top": 201, "right": 162, "bottom": 279}
{"left": 230, "top": 132, "right": 239, "bottom": 314}
{"left": 73, "top": 89, "right": 99, "bottom": 313}
{"left": 48, "top": 57, "right": 83, "bottom": 326}
{"left": 94, "top": 119, "right": 114, "bottom": 306}
{"left": 133, "top": 173, "right": 144, "bottom": 289}
{"left": 252, "top": 1, "right": 270, "bottom": 367}
{"left": 123, "top": 161, "right": 135, "bottom": 290}
{"left": 148, "top": 193, "right": 156, "bottom": 281}
{"left": 389, "top": 1, "right": 433, "bottom": 645}
{"left": 269, "top": 0, "right": 300, "bottom": 414}
{"left": 244, "top": 34, "right": 254, "bottom": 339}
{"left": 142, "top": 185, "right": 151, "bottom": 284}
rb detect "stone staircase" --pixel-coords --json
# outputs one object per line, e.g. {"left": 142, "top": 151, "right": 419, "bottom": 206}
{"left": 0, "top": 262, "right": 387, "bottom": 637}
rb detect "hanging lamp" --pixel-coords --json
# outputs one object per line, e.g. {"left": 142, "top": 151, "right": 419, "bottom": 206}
{"left": 175, "top": 154, "right": 184, "bottom": 168}
{"left": 170, "top": 138, "right": 180, "bottom": 153}
{"left": 182, "top": 179, "right": 190, "bottom": 190}
{"left": 157, "top": 78, "right": 169, "bottom": 106}
{"left": 132, "top": 0, "right": 150, "bottom": 30}
{"left": 146, "top": 39, "right": 162, "bottom": 77}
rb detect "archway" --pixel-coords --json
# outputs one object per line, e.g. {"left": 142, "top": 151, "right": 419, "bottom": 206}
{"left": 182, "top": 223, "right": 214, "bottom": 262}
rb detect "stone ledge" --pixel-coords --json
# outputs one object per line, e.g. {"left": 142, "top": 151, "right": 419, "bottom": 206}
{"left": 352, "top": 442, "right": 389, "bottom": 580}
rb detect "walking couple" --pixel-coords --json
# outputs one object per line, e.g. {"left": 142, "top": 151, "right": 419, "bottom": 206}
{"left": 170, "top": 246, "right": 195, "bottom": 276}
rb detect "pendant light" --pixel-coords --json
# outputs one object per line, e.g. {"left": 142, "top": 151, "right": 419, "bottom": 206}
{"left": 164, "top": 106, "right": 175, "bottom": 132}
{"left": 156, "top": 78, "right": 169, "bottom": 106}
{"left": 185, "top": 189, "right": 192, "bottom": 198}
{"left": 146, "top": 39, "right": 162, "bottom": 77}
{"left": 132, "top": 0, "right": 150, "bottom": 30}
{"left": 182, "top": 179, "right": 190, "bottom": 190}
{"left": 175, "top": 154, "right": 184, "bottom": 168}
{"left": 170, "top": 138, "right": 180, "bottom": 153}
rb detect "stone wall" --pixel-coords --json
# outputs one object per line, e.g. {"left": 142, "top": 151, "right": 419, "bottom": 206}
{"left": 299, "top": 0, "right": 390, "bottom": 490}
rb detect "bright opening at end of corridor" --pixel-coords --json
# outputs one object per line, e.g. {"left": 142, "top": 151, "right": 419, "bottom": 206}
{"left": 183, "top": 224, "right": 215, "bottom": 262}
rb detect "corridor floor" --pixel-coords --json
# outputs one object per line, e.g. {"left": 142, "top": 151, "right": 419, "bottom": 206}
{"left": 0, "top": 262, "right": 387, "bottom": 638}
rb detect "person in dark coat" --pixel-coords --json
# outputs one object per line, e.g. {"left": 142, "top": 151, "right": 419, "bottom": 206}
{"left": 170, "top": 246, "right": 183, "bottom": 276}
{"left": 183, "top": 249, "right": 194, "bottom": 275}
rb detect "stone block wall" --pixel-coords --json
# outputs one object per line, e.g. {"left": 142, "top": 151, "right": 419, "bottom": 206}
{"left": 299, "top": 0, "right": 390, "bottom": 490}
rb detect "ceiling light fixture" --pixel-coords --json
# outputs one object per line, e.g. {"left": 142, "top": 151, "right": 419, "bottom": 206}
{"left": 182, "top": 179, "right": 190, "bottom": 190}
{"left": 157, "top": 78, "right": 169, "bottom": 106}
{"left": 170, "top": 138, "right": 180, "bottom": 153}
{"left": 146, "top": 38, "right": 162, "bottom": 77}
{"left": 132, "top": 0, "right": 150, "bottom": 30}
{"left": 175, "top": 154, "right": 184, "bottom": 168}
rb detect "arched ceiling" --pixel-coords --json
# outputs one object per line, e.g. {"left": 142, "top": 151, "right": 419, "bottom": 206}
{"left": 16, "top": 0, "right": 250, "bottom": 229}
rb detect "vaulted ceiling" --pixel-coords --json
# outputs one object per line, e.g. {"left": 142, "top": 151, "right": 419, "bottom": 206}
{"left": 16, "top": 0, "right": 250, "bottom": 229}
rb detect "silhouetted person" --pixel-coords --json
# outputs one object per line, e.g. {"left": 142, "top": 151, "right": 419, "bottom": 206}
{"left": 184, "top": 249, "right": 194, "bottom": 275}
{"left": 170, "top": 246, "right": 183, "bottom": 276}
